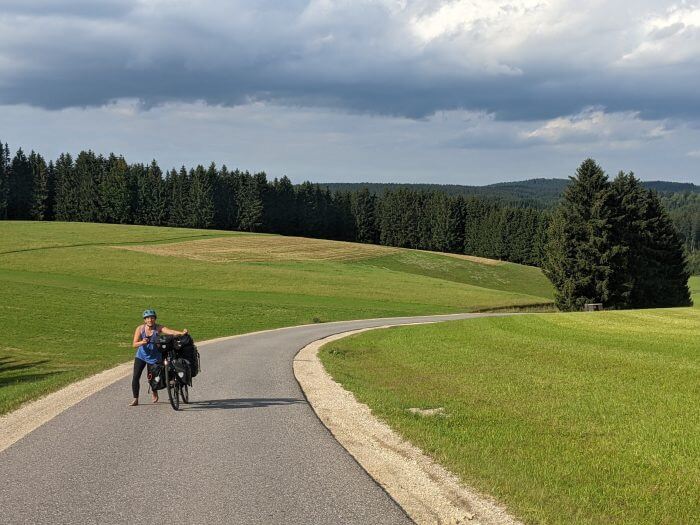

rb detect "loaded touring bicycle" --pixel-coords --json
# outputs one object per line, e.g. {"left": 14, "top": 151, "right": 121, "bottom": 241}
{"left": 147, "top": 333, "right": 201, "bottom": 411}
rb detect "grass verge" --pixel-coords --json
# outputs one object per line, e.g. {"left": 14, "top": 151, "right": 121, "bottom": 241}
{"left": 320, "top": 307, "right": 700, "bottom": 524}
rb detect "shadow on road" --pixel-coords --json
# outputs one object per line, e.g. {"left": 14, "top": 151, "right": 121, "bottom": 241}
{"left": 185, "top": 397, "right": 305, "bottom": 410}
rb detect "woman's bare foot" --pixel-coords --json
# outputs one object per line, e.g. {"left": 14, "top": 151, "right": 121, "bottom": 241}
{"left": 129, "top": 398, "right": 138, "bottom": 406}
{"left": 151, "top": 392, "right": 159, "bottom": 403}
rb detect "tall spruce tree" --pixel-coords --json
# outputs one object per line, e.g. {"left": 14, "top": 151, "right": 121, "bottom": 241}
{"left": 352, "top": 188, "right": 378, "bottom": 244}
{"left": 149, "top": 160, "right": 168, "bottom": 226}
{"left": 54, "top": 153, "right": 78, "bottom": 221}
{"left": 612, "top": 175, "right": 692, "bottom": 308}
{"left": 269, "top": 176, "right": 296, "bottom": 235}
{"left": 188, "top": 164, "right": 215, "bottom": 229}
{"left": 99, "top": 155, "right": 133, "bottom": 224}
{"left": 167, "top": 167, "right": 191, "bottom": 227}
{"left": 8, "top": 148, "right": 33, "bottom": 219}
{"left": 543, "top": 159, "right": 616, "bottom": 311}
{"left": 0, "top": 142, "right": 10, "bottom": 219}
{"left": 45, "top": 161, "right": 57, "bottom": 221}
{"left": 638, "top": 191, "right": 692, "bottom": 306}
{"left": 237, "top": 174, "right": 263, "bottom": 232}
{"left": 213, "top": 165, "right": 237, "bottom": 230}
{"left": 74, "top": 150, "right": 102, "bottom": 222}
{"left": 29, "top": 151, "right": 49, "bottom": 220}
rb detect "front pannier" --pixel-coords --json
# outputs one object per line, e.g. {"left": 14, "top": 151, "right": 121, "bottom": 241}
{"left": 174, "top": 334, "right": 200, "bottom": 377}
{"left": 172, "top": 358, "right": 192, "bottom": 386}
{"left": 147, "top": 363, "right": 166, "bottom": 391}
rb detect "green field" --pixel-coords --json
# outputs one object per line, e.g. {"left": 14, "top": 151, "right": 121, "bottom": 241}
{"left": 321, "top": 304, "right": 700, "bottom": 524}
{"left": 0, "top": 221, "right": 552, "bottom": 414}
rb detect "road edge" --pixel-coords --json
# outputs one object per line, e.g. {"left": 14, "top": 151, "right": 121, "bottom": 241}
{"left": 293, "top": 324, "right": 523, "bottom": 525}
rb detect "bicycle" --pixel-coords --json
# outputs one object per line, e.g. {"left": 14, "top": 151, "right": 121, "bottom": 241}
{"left": 158, "top": 335, "right": 192, "bottom": 411}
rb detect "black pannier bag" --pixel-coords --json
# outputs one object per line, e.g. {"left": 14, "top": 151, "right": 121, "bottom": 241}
{"left": 174, "top": 333, "right": 193, "bottom": 350}
{"left": 147, "top": 363, "right": 166, "bottom": 391}
{"left": 157, "top": 334, "right": 174, "bottom": 354}
{"left": 174, "top": 334, "right": 200, "bottom": 377}
{"left": 172, "top": 358, "right": 192, "bottom": 386}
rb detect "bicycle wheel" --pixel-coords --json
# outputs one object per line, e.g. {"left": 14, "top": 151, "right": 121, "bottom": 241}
{"left": 180, "top": 383, "right": 189, "bottom": 404}
{"left": 165, "top": 364, "right": 180, "bottom": 411}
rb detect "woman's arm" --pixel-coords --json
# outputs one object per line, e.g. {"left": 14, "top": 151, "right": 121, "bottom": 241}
{"left": 132, "top": 326, "right": 148, "bottom": 348}
{"left": 159, "top": 325, "right": 188, "bottom": 336}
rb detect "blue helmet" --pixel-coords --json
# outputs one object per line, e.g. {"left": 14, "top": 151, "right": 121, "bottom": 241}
{"left": 142, "top": 309, "right": 157, "bottom": 319}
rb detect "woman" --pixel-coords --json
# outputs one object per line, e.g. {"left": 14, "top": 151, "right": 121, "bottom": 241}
{"left": 130, "top": 309, "right": 188, "bottom": 406}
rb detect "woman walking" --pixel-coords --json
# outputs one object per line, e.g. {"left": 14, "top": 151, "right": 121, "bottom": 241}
{"left": 130, "top": 309, "right": 187, "bottom": 406}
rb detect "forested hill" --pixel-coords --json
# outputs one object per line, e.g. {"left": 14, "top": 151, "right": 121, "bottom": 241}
{"left": 321, "top": 179, "right": 700, "bottom": 207}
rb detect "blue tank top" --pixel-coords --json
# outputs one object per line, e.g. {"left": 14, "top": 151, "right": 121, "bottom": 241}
{"left": 135, "top": 325, "right": 161, "bottom": 364}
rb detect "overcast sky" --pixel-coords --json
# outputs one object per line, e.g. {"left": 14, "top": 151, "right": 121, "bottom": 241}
{"left": 1, "top": 0, "right": 699, "bottom": 184}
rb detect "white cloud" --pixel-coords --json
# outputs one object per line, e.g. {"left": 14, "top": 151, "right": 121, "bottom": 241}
{"left": 619, "top": 4, "right": 700, "bottom": 66}
{"left": 520, "top": 107, "right": 672, "bottom": 148}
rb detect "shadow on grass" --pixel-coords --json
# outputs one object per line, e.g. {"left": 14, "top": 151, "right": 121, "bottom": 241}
{"left": 184, "top": 397, "right": 305, "bottom": 410}
{"left": 0, "top": 356, "right": 50, "bottom": 373}
{"left": 0, "top": 356, "right": 64, "bottom": 388}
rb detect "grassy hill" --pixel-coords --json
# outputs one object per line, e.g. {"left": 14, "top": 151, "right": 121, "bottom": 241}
{"left": 0, "top": 221, "right": 552, "bottom": 414}
{"left": 321, "top": 288, "right": 700, "bottom": 523}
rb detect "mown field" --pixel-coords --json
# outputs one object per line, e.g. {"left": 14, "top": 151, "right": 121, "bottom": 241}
{"left": 321, "top": 293, "right": 700, "bottom": 524}
{"left": 0, "top": 221, "right": 553, "bottom": 415}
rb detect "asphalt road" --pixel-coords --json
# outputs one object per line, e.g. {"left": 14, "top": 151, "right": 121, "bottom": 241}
{"left": 0, "top": 313, "right": 479, "bottom": 524}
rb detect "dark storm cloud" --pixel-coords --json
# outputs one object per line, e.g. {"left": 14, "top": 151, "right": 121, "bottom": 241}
{"left": 1, "top": 0, "right": 699, "bottom": 122}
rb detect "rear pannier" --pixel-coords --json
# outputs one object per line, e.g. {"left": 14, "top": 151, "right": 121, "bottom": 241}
{"left": 147, "top": 363, "right": 166, "bottom": 391}
{"left": 172, "top": 358, "right": 192, "bottom": 386}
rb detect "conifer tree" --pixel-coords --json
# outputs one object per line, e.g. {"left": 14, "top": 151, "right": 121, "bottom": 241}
{"left": 378, "top": 189, "right": 420, "bottom": 248}
{"left": 0, "top": 142, "right": 10, "bottom": 219}
{"left": 331, "top": 191, "right": 355, "bottom": 241}
{"left": 142, "top": 160, "right": 168, "bottom": 226}
{"left": 352, "top": 188, "right": 378, "bottom": 244}
{"left": 188, "top": 164, "right": 215, "bottom": 229}
{"left": 29, "top": 151, "right": 49, "bottom": 220}
{"left": 213, "top": 165, "right": 237, "bottom": 230}
{"left": 54, "top": 153, "right": 78, "bottom": 221}
{"left": 8, "top": 148, "right": 33, "bottom": 219}
{"left": 269, "top": 176, "right": 296, "bottom": 235}
{"left": 44, "top": 161, "right": 57, "bottom": 221}
{"left": 636, "top": 190, "right": 692, "bottom": 307}
{"left": 543, "top": 159, "right": 616, "bottom": 311}
{"left": 74, "top": 150, "right": 102, "bottom": 222}
{"left": 429, "top": 192, "right": 463, "bottom": 252}
{"left": 167, "top": 167, "right": 191, "bottom": 227}
{"left": 608, "top": 173, "right": 691, "bottom": 308}
{"left": 237, "top": 175, "right": 263, "bottom": 232}
{"left": 99, "top": 155, "right": 133, "bottom": 224}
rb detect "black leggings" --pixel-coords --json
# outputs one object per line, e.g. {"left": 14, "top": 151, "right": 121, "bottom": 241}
{"left": 132, "top": 358, "right": 149, "bottom": 398}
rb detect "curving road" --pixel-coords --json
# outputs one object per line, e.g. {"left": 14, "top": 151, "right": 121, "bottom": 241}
{"left": 0, "top": 313, "right": 481, "bottom": 524}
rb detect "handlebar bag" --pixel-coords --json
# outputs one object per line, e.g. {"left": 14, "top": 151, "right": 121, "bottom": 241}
{"left": 157, "top": 334, "right": 174, "bottom": 353}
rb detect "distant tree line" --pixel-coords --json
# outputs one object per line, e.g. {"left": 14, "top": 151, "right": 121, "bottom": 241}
{"left": 328, "top": 180, "right": 700, "bottom": 272}
{"left": 661, "top": 193, "right": 700, "bottom": 274}
{"left": 543, "top": 159, "right": 692, "bottom": 310}
{"left": 0, "top": 143, "right": 548, "bottom": 267}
